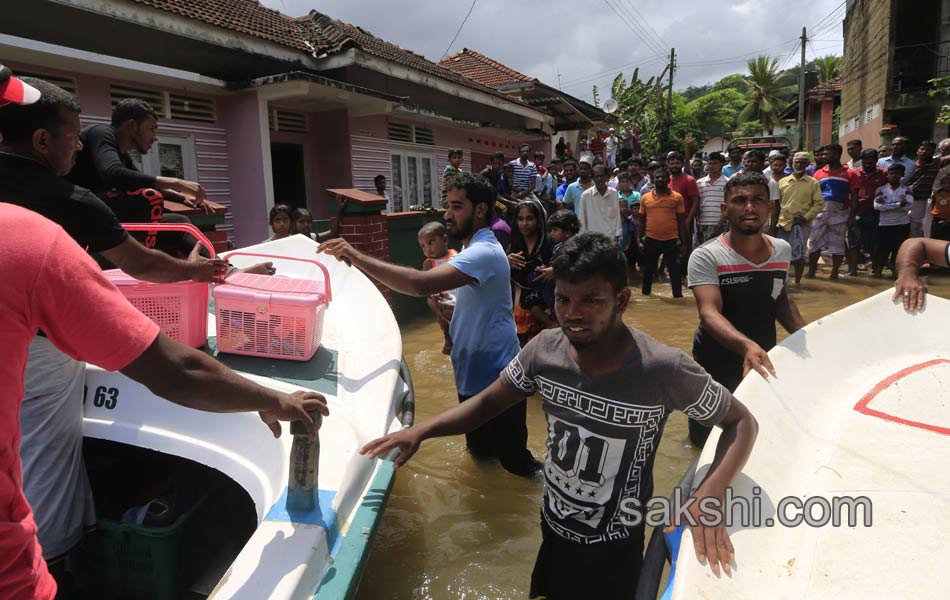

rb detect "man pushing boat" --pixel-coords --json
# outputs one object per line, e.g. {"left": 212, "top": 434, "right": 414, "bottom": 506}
{"left": 357, "top": 232, "right": 759, "bottom": 599}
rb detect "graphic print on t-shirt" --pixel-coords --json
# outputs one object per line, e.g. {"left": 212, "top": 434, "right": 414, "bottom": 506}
{"left": 504, "top": 351, "right": 726, "bottom": 544}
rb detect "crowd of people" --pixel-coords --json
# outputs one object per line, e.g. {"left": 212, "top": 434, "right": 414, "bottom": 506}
{"left": 317, "top": 127, "right": 950, "bottom": 597}
{"left": 4, "top": 64, "right": 950, "bottom": 600}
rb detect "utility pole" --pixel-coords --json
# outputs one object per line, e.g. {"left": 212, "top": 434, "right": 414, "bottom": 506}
{"left": 663, "top": 47, "right": 675, "bottom": 152}
{"left": 797, "top": 27, "right": 807, "bottom": 150}
{"left": 557, "top": 66, "right": 562, "bottom": 91}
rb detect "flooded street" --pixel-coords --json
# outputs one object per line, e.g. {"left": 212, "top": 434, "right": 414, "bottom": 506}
{"left": 357, "top": 273, "right": 950, "bottom": 600}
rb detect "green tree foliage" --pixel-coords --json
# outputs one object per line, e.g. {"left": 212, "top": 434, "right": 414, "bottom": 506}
{"left": 682, "top": 84, "right": 713, "bottom": 102}
{"left": 686, "top": 88, "right": 746, "bottom": 138}
{"left": 737, "top": 56, "right": 797, "bottom": 134}
{"left": 930, "top": 76, "right": 950, "bottom": 125}
{"left": 713, "top": 74, "right": 748, "bottom": 93}
{"left": 813, "top": 55, "right": 842, "bottom": 83}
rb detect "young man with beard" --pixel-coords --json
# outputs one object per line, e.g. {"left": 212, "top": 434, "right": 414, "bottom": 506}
{"left": 319, "top": 174, "right": 541, "bottom": 476}
{"left": 67, "top": 98, "right": 214, "bottom": 255}
{"left": 687, "top": 170, "right": 805, "bottom": 447}
{"left": 360, "top": 232, "right": 758, "bottom": 600}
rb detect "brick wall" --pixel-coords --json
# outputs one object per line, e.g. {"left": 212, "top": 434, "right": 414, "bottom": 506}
{"left": 840, "top": 0, "right": 893, "bottom": 145}
{"left": 339, "top": 214, "right": 392, "bottom": 301}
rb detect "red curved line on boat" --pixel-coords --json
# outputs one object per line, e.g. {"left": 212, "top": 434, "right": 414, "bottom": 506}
{"left": 854, "top": 358, "right": 950, "bottom": 436}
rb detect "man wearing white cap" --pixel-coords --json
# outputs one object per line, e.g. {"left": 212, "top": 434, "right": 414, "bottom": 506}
{"left": 605, "top": 127, "right": 619, "bottom": 169}
{"left": 774, "top": 152, "right": 824, "bottom": 284}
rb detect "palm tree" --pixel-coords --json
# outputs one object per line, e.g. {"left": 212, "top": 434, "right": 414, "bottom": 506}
{"left": 813, "top": 55, "right": 842, "bottom": 83}
{"left": 737, "top": 55, "right": 797, "bottom": 134}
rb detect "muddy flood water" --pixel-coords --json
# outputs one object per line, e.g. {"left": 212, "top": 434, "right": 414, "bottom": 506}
{"left": 356, "top": 272, "right": 950, "bottom": 600}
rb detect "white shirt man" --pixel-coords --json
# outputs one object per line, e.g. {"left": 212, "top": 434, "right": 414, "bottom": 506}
{"left": 577, "top": 165, "right": 622, "bottom": 241}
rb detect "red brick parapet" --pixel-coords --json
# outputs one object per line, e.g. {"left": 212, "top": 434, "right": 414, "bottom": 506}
{"left": 328, "top": 188, "right": 392, "bottom": 300}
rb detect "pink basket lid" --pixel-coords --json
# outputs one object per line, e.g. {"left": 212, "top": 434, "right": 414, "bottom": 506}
{"left": 212, "top": 273, "right": 329, "bottom": 307}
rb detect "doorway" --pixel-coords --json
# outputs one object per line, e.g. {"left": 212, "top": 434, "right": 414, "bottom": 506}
{"left": 271, "top": 143, "right": 307, "bottom": 209}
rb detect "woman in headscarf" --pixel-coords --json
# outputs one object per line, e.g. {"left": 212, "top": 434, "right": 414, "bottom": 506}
{"left": 507, "top": 198, "right": 556, "bottom": 346}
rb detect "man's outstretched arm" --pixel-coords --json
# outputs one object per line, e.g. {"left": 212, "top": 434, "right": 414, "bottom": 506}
{"left": 318, "top": 237, "right": 473, "bottom": 296}
{"left": 359, "top": 379, "right": 525, "bottom": 467}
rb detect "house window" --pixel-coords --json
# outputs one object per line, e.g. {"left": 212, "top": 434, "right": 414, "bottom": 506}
{"left": 390, "top": 150, "right": 435, "bottom": 211}
{"left": 132, "top": 135, "right": 197, "bottom": 182}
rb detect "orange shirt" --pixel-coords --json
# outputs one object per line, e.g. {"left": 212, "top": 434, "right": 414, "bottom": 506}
{"left": 932, "top": 190, "right": 950, "bottom": 220}
{"left": 639, "top": 190, "right": 685, "bottom": 241}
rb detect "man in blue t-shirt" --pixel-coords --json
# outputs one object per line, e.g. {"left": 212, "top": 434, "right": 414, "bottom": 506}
{"left": 319, "top": 173, "right": 541, "bottom": 477}
{"left": 562, "top": 158, "right": 594, "bottom": 211}
{"left": 556, "top": 158, "right": 578, "bottom": 205}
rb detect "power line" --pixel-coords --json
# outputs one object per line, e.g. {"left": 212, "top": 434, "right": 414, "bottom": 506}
{"left": 616, "top": 0, "right": 668, "bottom": 54}
{"left": 602, "top": 0, "right": 667, "bottom": 57}
{"left": 678, "top": 38, "right": 800, "bottom": 67}
{"left": 439, "top": 0, "right": 478, "bottom": 60}
{"left": 559, "top": 54, "right": 667, "bottom": 86}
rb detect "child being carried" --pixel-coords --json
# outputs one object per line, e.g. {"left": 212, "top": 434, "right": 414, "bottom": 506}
{"left": 418, "top": 221, "right": 458, "bottom": 355}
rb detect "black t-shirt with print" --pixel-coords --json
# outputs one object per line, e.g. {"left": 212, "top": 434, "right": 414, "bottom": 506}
{"left": 501, "top": 328, "right": 731, "bottom": 545}
{"left": 0, "top": 152, "right": 128, "bottom": 252}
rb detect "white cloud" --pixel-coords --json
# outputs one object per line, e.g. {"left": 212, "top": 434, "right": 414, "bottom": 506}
{"left": 261, "top": 0, "right": 844, "bottom": 102}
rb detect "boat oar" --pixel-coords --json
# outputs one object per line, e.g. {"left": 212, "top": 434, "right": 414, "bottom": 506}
{"left": 286, "top": 410, "right": 324, "bottom": 512}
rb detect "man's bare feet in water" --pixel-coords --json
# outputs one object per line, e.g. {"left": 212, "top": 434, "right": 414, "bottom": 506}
{"left": 229, "top": 262, "right": 276, "bottom": 277}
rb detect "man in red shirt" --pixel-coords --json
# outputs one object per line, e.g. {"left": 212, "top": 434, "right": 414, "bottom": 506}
{"left": 0, "top": 202, "right": 327, "bottom": 600}
{"left": 666, "top": 151, "right": 701, "bottom": 269}
{"left": 855, "top": 148, "right": 888, "bottom": 268}
{"left": 588, "top": 131, "right": 605, "bottom": 164}
{"left": 808, "top": 144, "right": 861, "bottom": 280}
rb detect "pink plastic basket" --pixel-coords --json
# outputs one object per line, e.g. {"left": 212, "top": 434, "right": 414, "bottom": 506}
{"left": 104, "top": 223, "right": 214, "bottom": 348}
{"left": 212, "top": 253, "right": 332, "bottom": 361}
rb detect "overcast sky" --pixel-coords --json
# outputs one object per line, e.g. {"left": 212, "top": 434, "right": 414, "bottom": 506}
{"left": 261, "top": 0, "right": 845, "bottom": 103}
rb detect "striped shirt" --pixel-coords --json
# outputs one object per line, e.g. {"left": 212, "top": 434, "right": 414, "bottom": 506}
{"left": 509, "top": 158, "right": 538, "bottom": 192}
{"left": 696, "top": 174, "right": 728, "bottom": 226}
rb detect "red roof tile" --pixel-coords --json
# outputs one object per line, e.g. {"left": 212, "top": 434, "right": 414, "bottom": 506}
{"left": 129, "top": 0, "right": 310, "bottom": 51}
{"left": 438, "top": 48, "right": 537, "bottom": 89}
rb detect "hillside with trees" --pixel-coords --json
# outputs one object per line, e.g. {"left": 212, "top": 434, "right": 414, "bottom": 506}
{"left": 605, "top": 54, "right": 842, "bottom": 157}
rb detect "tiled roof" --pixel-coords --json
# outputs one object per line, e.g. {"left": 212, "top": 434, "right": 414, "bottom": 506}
{"left": 128, "top": 0, "right": 311, "bottom": 51}
{"left": 808, "top": 76, "right": 842, "bottom": 98}
{"left": 438, "top": 48, "right": 537, "bottom": 89}
{"left": 295, "top": 12, "right": 526, "bottom": 104}
{"left": 122, "top": 2, "right": 534, "bottom": 109}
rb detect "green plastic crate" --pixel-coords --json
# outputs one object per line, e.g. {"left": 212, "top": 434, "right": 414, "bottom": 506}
{"left": 76, "top": 480, "right": 228, "bottom": 600}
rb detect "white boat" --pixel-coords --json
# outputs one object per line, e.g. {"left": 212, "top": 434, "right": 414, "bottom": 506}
{"left": 666, "top": 289, "right": 950, "bottom": 599}
{"left": 78, "top": 234, "right": 412, "bottom": 599}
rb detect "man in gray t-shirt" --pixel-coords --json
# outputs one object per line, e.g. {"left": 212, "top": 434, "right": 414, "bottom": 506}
{"left": 361, "top": 232, "right": 758, "bottom": 600}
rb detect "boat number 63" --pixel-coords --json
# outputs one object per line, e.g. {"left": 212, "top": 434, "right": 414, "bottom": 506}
{"left": 83, "top": 385, "right": 119, "bottom": 410}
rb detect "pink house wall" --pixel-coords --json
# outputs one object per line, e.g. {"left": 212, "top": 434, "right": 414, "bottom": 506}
{"left": 349, "top": 113, "right": 547, "bottom": 202}
{"left": 7, "top": 61, "right": 239, "bottom": 239}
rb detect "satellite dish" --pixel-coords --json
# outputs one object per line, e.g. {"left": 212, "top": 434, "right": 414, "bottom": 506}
{"left": 603, "top": 98, "right": 619, "bottom": 114}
